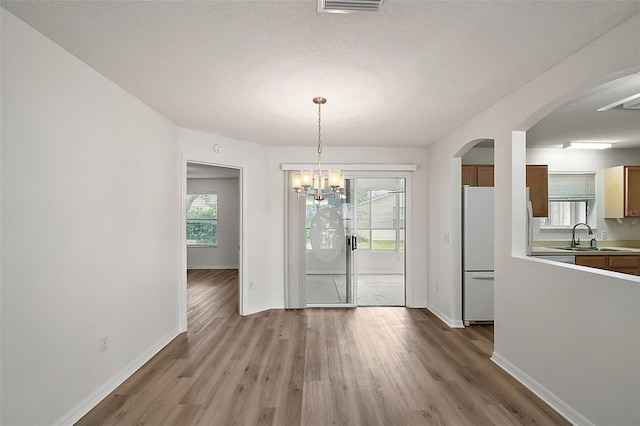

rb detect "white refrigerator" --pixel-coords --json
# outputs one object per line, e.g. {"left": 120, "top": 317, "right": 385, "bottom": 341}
{"left": 462, "top": 186, "right": 494, "bottom": 323}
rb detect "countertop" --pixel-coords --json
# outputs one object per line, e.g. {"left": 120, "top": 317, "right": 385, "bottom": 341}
{"left": 531, "top": 244, "right": 640, "bottom": 256}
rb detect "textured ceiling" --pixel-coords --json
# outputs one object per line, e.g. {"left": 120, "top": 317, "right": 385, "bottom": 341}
{"left": 528, "top": 73, "right": 640, "bottom": 149}
{"left": 2, "top": 1, "right": 639, "bottom": 148}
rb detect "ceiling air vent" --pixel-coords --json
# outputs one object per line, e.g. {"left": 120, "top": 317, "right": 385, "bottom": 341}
{"left": 318, "top": 0, "right": 386, "bottom": 14}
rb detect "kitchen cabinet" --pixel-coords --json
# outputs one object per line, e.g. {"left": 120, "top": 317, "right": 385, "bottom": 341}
{"left": 604, "top": 166, "right": 640, "bottom": 218}
{"left": 526, "top": 165, "right": 548, "bottom": 218}
{"left": 462, "top": 164, "right": 494, "bottom": 187}
{"left": 461, "top": 164, "right": 547, "bottom": 217}
{"left": 477, "top": 166, "right": 494, "bottom": 187}
{"left": 575, "top": 255, "right": 640, "bottom": 275}
{"left": 462, "top": 165, "right": 477, "bottom": 186}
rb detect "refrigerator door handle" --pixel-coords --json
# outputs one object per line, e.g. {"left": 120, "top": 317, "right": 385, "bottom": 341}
{"left": 468, "top": 272, "right": 495, "bottom": 280}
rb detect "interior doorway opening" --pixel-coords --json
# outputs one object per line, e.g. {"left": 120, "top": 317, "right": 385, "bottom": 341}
{"left": 182, "top": 161, "right": 242, "bottom": 328}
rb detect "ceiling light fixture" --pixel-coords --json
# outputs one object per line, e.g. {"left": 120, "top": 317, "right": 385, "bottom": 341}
{"left": 563, "top": 142, "right": 612, "bottom": 150}
{"left": 318, "top": 0, "right": 385, "bottom": 14}
{"left": 291, "top": 97, "right": 344, "bottom": 202}
{"left": 596, "top": 92, "right": 640, "bottom": 111}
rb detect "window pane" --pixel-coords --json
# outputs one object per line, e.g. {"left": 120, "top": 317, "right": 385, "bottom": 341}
{"left": 187, "top": 193, "right": 217, "bottom": 245}
{"left": 357, "top": 229, "right": 371, "bottom": 249}
{"left": 186, "top": 219, "right": 218, "bottom": 245}
{"left": 357, "top": 190, "right": 371, "bottom": 228}
{"left": 304, "top": 196, "right": 344, "bottom": 249}
{"left": 355, "top": 182, "right": 405, "bottom": 251}
{"left": 371, "top": 230, "right": 396, "bottom": 250}
{"left": 541, "top": 200, "right": 590, "bottom": 228}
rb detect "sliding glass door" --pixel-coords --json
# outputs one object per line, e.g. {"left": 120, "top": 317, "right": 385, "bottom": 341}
{"left": 285, "top": 171, "right": 409, "bottom": 309}
{"left": 355, "top": 178, "right": 405, "bottom": 306}
{"left": 305, "top": 179, "right": 357, "bottom": 306}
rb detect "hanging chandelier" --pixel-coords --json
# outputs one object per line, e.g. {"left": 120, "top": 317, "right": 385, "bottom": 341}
{"left": 291, "top": 97, "right": 344, "bottom": 202}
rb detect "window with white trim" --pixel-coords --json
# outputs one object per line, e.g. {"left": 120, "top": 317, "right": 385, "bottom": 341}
{"left": 186, "top": 193, "right": 218, "bottom": 246}
{"left": 539, "top": 172, "right": 596, "bottom": 229}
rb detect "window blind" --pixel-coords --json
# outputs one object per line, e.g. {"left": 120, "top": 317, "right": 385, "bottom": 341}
{"left": 548, "top": 173, "right": 595, "bottom": 200}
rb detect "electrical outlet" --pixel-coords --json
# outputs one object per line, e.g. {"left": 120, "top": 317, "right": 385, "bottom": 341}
{"left": 601, "top": 230, "right": 607, "bottom": 240}
{"left": 100, "top": 336, "right": 108, "bottom": 353}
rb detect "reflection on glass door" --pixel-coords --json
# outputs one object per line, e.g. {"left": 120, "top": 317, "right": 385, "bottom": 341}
{"left": 305, "top": 180, "right": 356, "bottom": 306}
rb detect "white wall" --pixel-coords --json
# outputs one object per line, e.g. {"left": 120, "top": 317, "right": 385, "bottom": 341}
{"left": 528, "top": 148, "right": 640, "bottom": 242}
{"left": 427, "top": 12, "right": 640, "bottom": 425}
{"left": 1, "top": 9, "right": 181, "bottom": 426}
{"left": 462, "top": 146, "right": 495, "bottom": 164}
{"left": 187, "top": 178, "right": 240, "bottom": 269}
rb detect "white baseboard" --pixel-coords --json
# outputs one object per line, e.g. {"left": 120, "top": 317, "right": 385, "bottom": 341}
{"left": 408, "top": 298, "right": 427, "bottom": 309}
{"left": 491, "top": 352, "right": 594, "bottom": 426}
{"left": 426, "top": 303, "right": 465, "bottom": 328}
{"left": 55, "top": 328, "right": 182, "bottom": 426}
{"left": 244, "top": 303, "right": 272, "bottom": 316}
{"left": 187, "top": 265, "right": 239, "bottom": 270}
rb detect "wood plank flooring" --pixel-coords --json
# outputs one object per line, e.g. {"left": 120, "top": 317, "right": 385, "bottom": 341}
{"left": 76, "top": 270, "right": 569, "bottom": 425}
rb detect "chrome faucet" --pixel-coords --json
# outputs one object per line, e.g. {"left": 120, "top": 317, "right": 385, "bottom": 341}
{"left": 571, "top": 222, "right": 593, "bottom": 248}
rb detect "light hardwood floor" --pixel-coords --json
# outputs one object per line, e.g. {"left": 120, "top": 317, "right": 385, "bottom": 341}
{"left": 76, "top": 270, "right": 569, "bottom": 425}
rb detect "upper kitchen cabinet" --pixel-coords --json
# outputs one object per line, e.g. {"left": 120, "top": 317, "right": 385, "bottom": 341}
{"left": 461, "top": 164, "right": 547, "bottom": 217}
{"left": 461, "top": 164, "right": 494, "bottom": 187}
{"left": 604, "top": 166, "right": 640, "bottom": 218}
{"left": 526, "top": 165, "right": 548, "bottom": 217}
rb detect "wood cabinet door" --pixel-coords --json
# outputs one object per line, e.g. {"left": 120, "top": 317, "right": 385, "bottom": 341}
{"left": 575, "top": 255, "right": 608, "bottom": 269}
{"left": 476, "top": 165, "right": 494, "bottom": 187}
{"left": 576, "top": 255, "right": 639, "bottom": 275}
{"left": 526, "top": 165, "right": 548, "bottom": 217}
{"left": 625, "top": 166, "right": 640, "bottom": 218}
{"left": 461, "top": 165, "right": 477, "bottom": 186}
{"left": 608, "top": 256, "right": 638, "bottom": 275}
{"left": 608, "top": 255, "right": 639, "bottom": 268}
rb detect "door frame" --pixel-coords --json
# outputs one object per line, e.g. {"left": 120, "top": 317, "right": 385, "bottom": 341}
{"left": 180, "top": 158, "right": 244, "bottom": 331}
{"left": 350, "top": 175, "right": 407, "bottom": 306}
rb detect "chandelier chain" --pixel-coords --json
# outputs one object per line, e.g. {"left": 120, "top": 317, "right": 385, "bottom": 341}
{"left": 317, "top": 100, "right": 322, "bottom": 155}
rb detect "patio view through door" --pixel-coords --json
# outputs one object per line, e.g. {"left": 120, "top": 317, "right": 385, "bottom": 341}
{"left": 305, "top": 177, "right": 406, "bottom": 307}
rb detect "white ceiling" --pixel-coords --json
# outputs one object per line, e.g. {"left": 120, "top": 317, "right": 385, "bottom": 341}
{"left": 527, "top": 73, "right": 640, "bottom": 149}
{"left": 2, "top": 1, "right": 639, "bottom": 148}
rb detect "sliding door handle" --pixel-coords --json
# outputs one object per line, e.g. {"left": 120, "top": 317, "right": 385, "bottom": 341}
{"left": 351, "top": 235, "right": 357, "bottom": 251}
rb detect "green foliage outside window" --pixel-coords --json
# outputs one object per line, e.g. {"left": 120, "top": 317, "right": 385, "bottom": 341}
{"left": 187, "top": 194, "right": 218, "bottom": 245}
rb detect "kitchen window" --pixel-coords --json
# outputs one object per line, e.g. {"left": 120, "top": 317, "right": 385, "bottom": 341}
{"left": 539, "top": 172, "right": 596, "bottom": 229}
